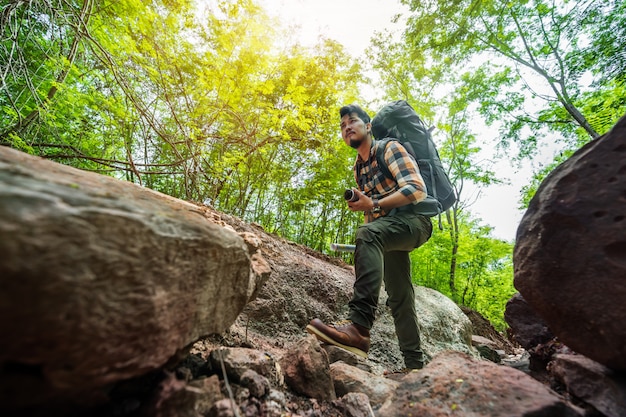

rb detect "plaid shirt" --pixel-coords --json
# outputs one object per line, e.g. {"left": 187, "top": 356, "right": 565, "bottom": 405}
{"left": 354, "top": 140, "right": 427, "bottom": 222}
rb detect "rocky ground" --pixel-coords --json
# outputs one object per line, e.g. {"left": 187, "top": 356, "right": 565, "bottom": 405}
{"left": 135, "top": 206, "right": 584, "bottom": 417}
{"left": 3, "top": 115, "right": 626, "bottom": 416}
{"left": 153, "top": 205, "right": 623, "bottom": 417}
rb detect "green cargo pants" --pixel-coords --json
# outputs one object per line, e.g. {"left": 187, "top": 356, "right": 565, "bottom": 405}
{"left": 348, "top": 209, "right": 432, "bottom": 369}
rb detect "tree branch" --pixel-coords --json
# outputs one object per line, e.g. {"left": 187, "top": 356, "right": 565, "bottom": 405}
{"left": 0, "top": 0, "right": 93, "bottom": 141}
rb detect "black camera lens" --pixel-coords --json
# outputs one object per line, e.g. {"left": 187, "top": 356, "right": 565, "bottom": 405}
{"left": 344, "top": 189, "right": 359, "bottom": 202}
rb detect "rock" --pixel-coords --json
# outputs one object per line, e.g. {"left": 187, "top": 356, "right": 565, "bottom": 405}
{"left": 412, "top": 286, "right": 476, "bottom": 359}
{"left": 208, "top": 398, "right": 236, "bottom": 417}
{"left": 549, "top": 354, "right": 626, "bottom": 417}
{"left": 208, "top": 347, "right": 282, "bottom": 386}
{"left": 529, "top": 339, "right": 573, "bottom": 375}
{"left": 371, "top": 285, "right": 477, "bottom": 366}
{"left": 333, "top": 392, "right": 375, "bottom": 417}
{"left": 278, "top": 335, "right": 336, "bottom": 401}
{"left": 0, "top": 147, "right": 268, "bottom": 414}
{"left": 471, "top": 335, "right": 502, "bottom": 363}
{"left": 471, "top": 334, "right": 499, "bottom": 349}
{"left": 377, "top": 351, "right": 583, "bottom": 417}
{"left": 149, "top": 373, "right": 223, "bottom": 417}
{"left": 322, "top": 345, "right": 373, "bottom": 373}
{"left": 176, "top": 353, "right": 211, "bottom": 381}
{"left": 265, "top": 390, "right": 287, "bottom": 416}
{"left": 501, "top": 348, "right": 531, "bottom": 372}
{"left": 504, "top": 293, "right": 554, "bottom": 350}
{"left": 514, "top": 114, "right": 626, "bottom": 371}
{"left": 329, "top": 361, "right": 399, "bottom": 408}
{"left": 239, "top": 232, "right": 272, "bottom": 302}
{"left": 232, "top": 230, "right": 356, "bottom": 345}
{"left": 240, "top": 369, "right": 270, "bottom": 399}
{"left": 189, "top": 376, "right": 224, "bottom": 416}
{"left": 462, "top": 306, "right": 517, "bottom": 354}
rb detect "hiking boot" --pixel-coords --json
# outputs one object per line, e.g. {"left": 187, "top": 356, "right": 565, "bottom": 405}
{"left": 306, "top": 318, "right": 370, "bottom": 358}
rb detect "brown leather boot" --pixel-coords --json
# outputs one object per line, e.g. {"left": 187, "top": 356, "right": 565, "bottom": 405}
{"left": 306, "top": 318, "right": 370, "bottom": 358}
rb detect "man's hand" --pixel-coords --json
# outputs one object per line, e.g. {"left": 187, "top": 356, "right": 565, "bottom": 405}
{"left": 347, "top": 189, "right": 414, "bottom": 213}
{"left": 347, "top": 189, "right": 374, "bottom": 212}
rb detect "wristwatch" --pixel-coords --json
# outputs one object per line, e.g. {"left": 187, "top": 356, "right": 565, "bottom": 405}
{"left": 372, "top": 198, "right": 381, "bottom": 214}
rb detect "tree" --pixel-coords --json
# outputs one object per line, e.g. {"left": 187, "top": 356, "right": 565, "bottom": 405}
{"left": 400, "top": 0, "right": 625, "bottom": 159}
{"left": 411, "top": 214, "right": 515, "bottom": 331}
{"left": 368, "top": 32, "right": 503, "bottom": 303}
{"left": 1, "top": 0, "right": 95, "bottom": 149}
{"left": 0, "top": 0, "right": 367, "bottom": 253}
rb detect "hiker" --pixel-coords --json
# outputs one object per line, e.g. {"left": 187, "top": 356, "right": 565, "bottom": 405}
{"left": 306, "top": 104, "right": 433, "bottom": 371}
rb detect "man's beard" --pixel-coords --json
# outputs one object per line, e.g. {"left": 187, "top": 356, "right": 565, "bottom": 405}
{"left": 349, "top": 138, "right": 364, "bottom": 149}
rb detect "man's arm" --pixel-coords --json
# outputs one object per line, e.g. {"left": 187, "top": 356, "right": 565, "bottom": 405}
{"left": 347, "top": 187, "right": 413, "bottom": 213}
{"left": 348, "top": 141, "right": 427, "bottom": 213}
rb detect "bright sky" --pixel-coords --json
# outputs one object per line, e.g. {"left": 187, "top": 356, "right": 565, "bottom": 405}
{"left": 259, "top": 0, "right": 408, "bottom": 57}
{"left": 258, "top": 0, "right": 536, "bottom": 241}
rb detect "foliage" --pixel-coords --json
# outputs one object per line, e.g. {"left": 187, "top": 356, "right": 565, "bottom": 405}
{"left": 377, "top": 0, "right": 625, "bottom": 328}
{"left": 0, "top": 0, "right": 105, "bottom": 169}
{"left": 5, "top": 0, "right": 601, "bottom": 331}
{"left": 368, "top": 26, "right": 511, "bottom": 327}
{"left": 0, "top": 0, "right": 364, "bottom": 250}
{"left": 411, "top": 215, "right": 515, "bottom": 331}
{"left": 399, "top": 0, "right": 626, "bottom": 201}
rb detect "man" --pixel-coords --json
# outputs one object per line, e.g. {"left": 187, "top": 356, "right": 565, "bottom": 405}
{"left": 306, "top": 104, "right": 433, "bottom": 370}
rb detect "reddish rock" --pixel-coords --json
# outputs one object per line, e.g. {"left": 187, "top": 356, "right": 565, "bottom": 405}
{"left": 278, "top": 335, "right": 336, "bottom": 401}
{"left": 377, "top": 351, "right": 582, "bottom": 417}
{"left": 514, "top": 113, "right": 626, "bottom": 371}
{"left": 240, "top": 369, "right": 270, "bottom": 399}
{"left": 150, "top": 373, "right": 223, "bottom": 417}
{"left": 333, "top": 392, "right": 375, "bottom": 417}
{"left": 504, "top": 293, "right": 554, "bottom": 349}
{"left": 549, "top": 354, "right": 626, "bottom": 417}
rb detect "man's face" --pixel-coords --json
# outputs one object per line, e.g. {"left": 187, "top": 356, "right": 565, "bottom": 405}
{"left": 340, "top": 112, "right": 371, "bottom": 149}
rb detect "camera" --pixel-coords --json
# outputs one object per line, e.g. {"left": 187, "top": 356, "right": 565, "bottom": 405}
{"left": 344, "top": 189, "right": 359, "bottom": 202}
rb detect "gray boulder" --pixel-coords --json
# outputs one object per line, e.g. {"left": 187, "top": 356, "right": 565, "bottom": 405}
{"left": 371, "top": 285, "right": 477, "bottom": 367}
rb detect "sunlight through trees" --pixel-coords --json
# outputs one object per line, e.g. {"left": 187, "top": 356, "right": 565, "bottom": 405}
{"left": 1, "top": 0, "right": 623, "bottom": 330}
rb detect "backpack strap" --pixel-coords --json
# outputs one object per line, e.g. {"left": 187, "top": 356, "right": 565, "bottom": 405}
{"left": 375, "top": 137, "right": 419, "bottom": 179}
{"left": 374, "top": 138, "right": 393, "bottom": 180}
{"left": 374, "top": 137, "right": 444, "bottom": 227}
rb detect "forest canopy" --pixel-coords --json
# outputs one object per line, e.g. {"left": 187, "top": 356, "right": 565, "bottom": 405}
{"left": 1, "top": 0, "right": 624, "bottom": 330}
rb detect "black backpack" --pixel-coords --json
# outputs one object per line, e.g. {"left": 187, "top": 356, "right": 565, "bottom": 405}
{"left": 371, "top": 100, "right": 457, "bottom": 218}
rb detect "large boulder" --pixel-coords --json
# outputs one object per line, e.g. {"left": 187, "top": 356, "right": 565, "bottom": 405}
{"left": 0, "top": 147, "right": 269, "bottom": 413}
{"left": 514, "top": 114, "right": 626, "bottom": 371}
{"left": 370, "top": 285, "right": 477, "bottom": 366}
{"left": 377, "top": 351, "right": 582, "bottom": 417}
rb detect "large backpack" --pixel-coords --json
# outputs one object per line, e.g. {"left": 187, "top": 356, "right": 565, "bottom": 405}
{"left": 371, "top": 100, "right": 457, "bottom": 218}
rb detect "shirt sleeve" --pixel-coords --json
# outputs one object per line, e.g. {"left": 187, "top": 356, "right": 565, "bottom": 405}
{"left": 383, "top": 141, "right": 428, "bottom": 203}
